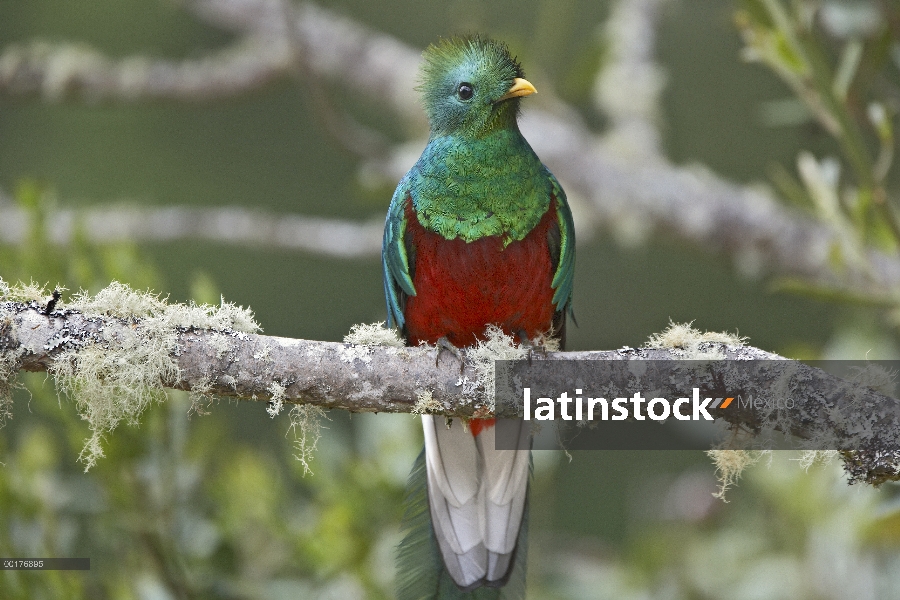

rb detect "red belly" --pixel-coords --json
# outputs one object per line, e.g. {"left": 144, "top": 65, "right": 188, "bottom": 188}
{"left": 404, "top": 199, "right": 557, "bottom": 348}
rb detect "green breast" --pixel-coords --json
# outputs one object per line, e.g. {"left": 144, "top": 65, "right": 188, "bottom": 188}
{"left": 410, "top": 129, "right": 551, "bottom": 245}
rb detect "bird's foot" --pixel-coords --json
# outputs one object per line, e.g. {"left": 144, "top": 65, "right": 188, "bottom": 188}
{"left": 517, "top": 329, "right": 549, "bottom": 364}
{"left": 435, "top": 336, "right": 465, "bottom": 374}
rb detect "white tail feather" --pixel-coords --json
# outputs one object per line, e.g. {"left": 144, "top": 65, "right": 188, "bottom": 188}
{"left": 422, "top": 415, "right": 530, "bottom": 588}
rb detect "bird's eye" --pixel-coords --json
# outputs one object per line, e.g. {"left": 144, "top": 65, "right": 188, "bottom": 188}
{"left": 457, "top": 83, "right": 474, "bottom": 101}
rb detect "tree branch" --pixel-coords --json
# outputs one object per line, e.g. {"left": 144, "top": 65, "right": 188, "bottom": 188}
{"left": 0, "top": 199, "right": 384, "bottom": 258}
{"left": 2, "top": 298, "right": 899, "bottom": 484}
{"left": 3, "top": 0, "right": 899, "bottom": 298}
{"left": 0, "top": 36, "right": 292, "bottom": 102}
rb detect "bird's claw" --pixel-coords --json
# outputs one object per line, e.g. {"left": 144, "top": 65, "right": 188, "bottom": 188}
{"left": 436, "top": 336, "right": 465, "bottom": 374}
{"left": 517, "top": 329, "right": 549, "bottom": 364}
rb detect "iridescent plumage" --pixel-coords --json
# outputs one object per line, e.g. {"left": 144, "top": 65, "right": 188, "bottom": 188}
{"left": 384, "top": 35, "right": 575, "bottom": 599}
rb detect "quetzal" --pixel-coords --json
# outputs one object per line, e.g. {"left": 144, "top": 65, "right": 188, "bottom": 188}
{"left": 382, "top": 35, "right": 575, "bottom": 599}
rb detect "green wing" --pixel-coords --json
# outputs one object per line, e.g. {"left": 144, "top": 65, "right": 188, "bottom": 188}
{"left": 382, "top": 176, "right": 417, "bottom": 330}
{"left": 548, "top": 172, "right": 575, "bottom": 318}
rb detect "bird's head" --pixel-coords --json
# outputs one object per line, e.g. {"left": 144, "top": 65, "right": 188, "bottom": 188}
{"left": 418, "top": 35, "right": 536, "bottom": 138}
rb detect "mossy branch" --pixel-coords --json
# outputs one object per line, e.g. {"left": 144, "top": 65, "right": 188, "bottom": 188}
{"left": 2, "top": 291, "right": 900, "bottom": 484}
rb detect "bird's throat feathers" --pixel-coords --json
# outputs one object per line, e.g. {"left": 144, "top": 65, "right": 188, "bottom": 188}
{"left": 409, "top": 128, "right": 551, "bottom": 244}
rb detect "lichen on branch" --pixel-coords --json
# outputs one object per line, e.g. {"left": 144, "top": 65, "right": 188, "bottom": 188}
{"left": 3, "top": 282, "right": 900, "bottom": 488}
{"left": 1, "top": 279, "right": 259, "bottom": 469}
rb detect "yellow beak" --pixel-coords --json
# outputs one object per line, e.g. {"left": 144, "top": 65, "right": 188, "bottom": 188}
{"left": 497, "top": 77, "right": 537, "bottom": 102}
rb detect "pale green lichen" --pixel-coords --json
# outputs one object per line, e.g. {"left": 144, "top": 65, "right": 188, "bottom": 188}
{"left": 0, "top": 278, "right": 57, "bottom": 422}
{"left": 343, "top": 322, "right": 404, "bottom": 347}
{"left": 289, "top": 404, "right": 328, "bottom": 476}
{"left": 3, "top": 279, "right": 333, "bottom": 476}
{"left": 253, "top": 344, "right": 272, "bottom": 362}
{"left": 655, "top": 322, "right": 753, "bottom": 499}
{"left": 188, "top": 376, "right": 215, "bottom": 417}
{"left": 847, "top": 363, "right": 896, "bottom": 397}
{"left": 0, "top": 279, "right": 59, "bottom": 304}
{"left": 707, "top": 449, "right": 771, "bottom": 501}
{"left": 207, "top": 332, "right": 234, "bottom": 359}
{"left": 68, "top": 282, "right": 259, "bottom": 333}
{"left": 47, "top": 281, "right": 259, "bottom": 470}
{"left": 0, "top": 319, "right": 20, "bottom": 424}
{"left": 53, "top": 335, "right": 177, "bottom": 469}
{"left": 646, "top": 320, "right": 746, "bottom": 360}
{"left": 269, "top": 379, "right": 327, "bottom": 474}
{"left": 467, "top": 325, "right": 530, "bottom": 409}
{"left": 412, "top": 389, "right": 443, "bottom": 415}
{"left": 266, "top": 381, "right": 286, "bottom": 417}
{"left": 795, "top": 450, "right": 839, "bottom": 471}
{"left": 340, "top": 322, "right": 409, "bottom": 365}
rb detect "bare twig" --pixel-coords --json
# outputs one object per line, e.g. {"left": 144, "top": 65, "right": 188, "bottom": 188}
{"left": 0, "top": 36, "right": 291, "bottom": 102}
{"left": 0, "top": 202, "right": 383, "bottom": 257}
{"left": 0, "top": 0, "right": 900, "bottom": 301}
{"left": 277, "top": 0, "right": 393, "bottom": 157}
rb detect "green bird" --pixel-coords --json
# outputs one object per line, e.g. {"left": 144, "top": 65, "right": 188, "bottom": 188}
{"left": 383, "top": 35, "right": 575, "bottom": 599}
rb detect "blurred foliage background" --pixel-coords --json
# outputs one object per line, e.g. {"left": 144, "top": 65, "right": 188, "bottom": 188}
{"left": 4, "top": 0, "right": 900, "bottom": 598}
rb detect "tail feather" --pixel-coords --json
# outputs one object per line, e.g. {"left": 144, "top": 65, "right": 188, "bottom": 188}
{"left": 428, "top": 471, "right": 484, "bottom": 557}
{"left": 397, "top": 421, "right": 531, "bottom": 600}
{"left": 476, "top": 423, "right": 530, "bottom": 555}
{"left": 423, "top": 415, "right": 479, "bottom": 506}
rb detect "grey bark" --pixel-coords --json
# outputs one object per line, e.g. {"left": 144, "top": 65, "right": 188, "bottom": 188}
{"left": 3, "top": 301, "right": 899, "bottom": 485}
